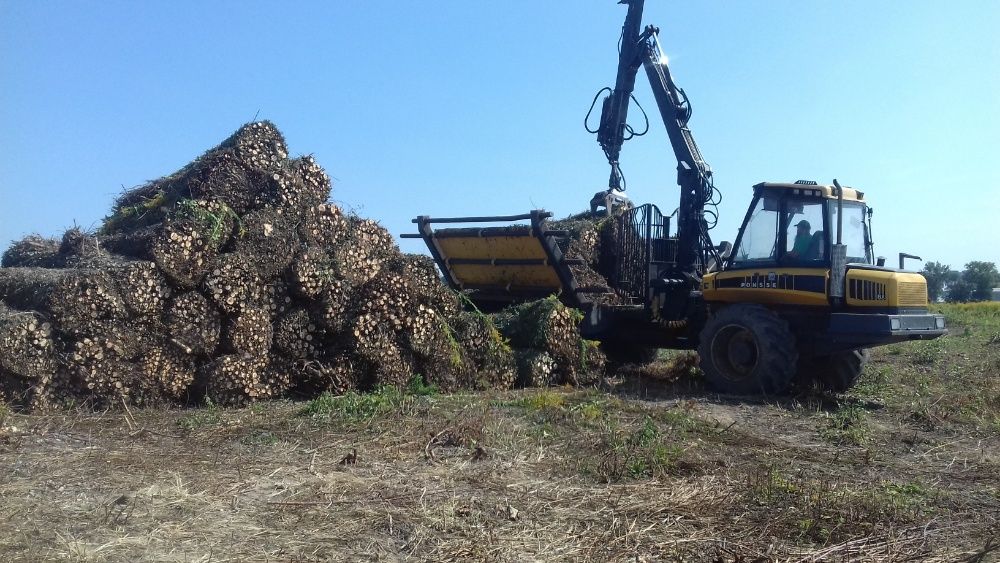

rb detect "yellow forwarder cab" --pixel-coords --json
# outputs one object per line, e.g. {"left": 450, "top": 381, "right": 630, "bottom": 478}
{"left": 700, "top": 181, "right": 944, "bottom": 393}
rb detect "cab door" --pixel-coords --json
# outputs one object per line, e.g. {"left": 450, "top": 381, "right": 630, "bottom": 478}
{"left": 704, "top": 191, "right": 830, "bottom": 307}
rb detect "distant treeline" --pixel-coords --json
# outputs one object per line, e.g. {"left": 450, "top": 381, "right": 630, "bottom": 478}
{"left": 921, "top": 261, "right": 999, "bottom": 303}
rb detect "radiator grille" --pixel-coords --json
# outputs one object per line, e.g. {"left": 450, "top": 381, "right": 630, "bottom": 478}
{"left": 897, "top": 282, "right": 927, "bottom": 307}
{"left": 849, "top": 279, "right": 887, "bottom": 301}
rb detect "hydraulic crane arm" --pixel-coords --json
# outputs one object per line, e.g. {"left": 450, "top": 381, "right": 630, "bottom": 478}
{"left": 594, "top": 0, "right": 647, "bottom": 193}
{"left": 642, "top": 31, "right": 716, "bottom": 276}
{"left": 592, "top": 0, "right": 717, "bottom": 277}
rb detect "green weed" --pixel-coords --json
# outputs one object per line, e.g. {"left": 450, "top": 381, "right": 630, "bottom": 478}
{"left": 911, "top": 340, "right": 942, "bottom": 365}
{"left": 746, "top": 465, "right": 800, "bottom": 505}
{"left": 174, "top": 199, "right": 237, "bottom": 243}
{"left": 438, "top": 318, "right": 466, "bottom": 369}
{"left": 177, "top": 406, "right": 221, "bottom": 432}
{"left": 302, "top": 388, "right": 400, "bottom": 420}
{"left": 100, "top": 190, "right": 170, "bottom": 233}
{"left": 820, "top": 404, "right": 870, "bottom": 445}
{"left": 301, "top": 375, "right": 436, "bottom": 421}
{"left": 852, "top": 365, "right": 891, "bottom": 398}
{"left": 881, "top": 481, "right": 931, "bottom": 511}
{"left": 745, "top": 467, "right": 928, "bottom": 545}
{"left": 405, "top": 375, "right": 439, "bottom": 397}
{"left": 240, "top": 429, "right": 278, "bottom": 447}
{"left": 571, "top": 399, "right": 604, "bottom": 421}
{"left": 658, "top": 406, "right": 700, "bottom": 432}
{"left": 495, "top": 389, "right": 568, "bottom": 413}
{"left": 594, "top": 416, "right": 682, "bottom": 482}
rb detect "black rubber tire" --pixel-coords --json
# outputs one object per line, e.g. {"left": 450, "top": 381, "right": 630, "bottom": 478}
{"left": 601, "top": 342, "right": 659, "bottom": 366}
{"left": 806, "top": 349, "right": 870, "bottom": 392}
{"left": 697, "top": 304, "right": 798, "bottom": 395}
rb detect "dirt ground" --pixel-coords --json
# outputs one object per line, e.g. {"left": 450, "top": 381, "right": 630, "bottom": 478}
{"left": 1, "top": 304, "right": 998, "bottom": 562}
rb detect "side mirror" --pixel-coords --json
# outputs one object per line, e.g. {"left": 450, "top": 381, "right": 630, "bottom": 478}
{"left": 876, "top": 256, "right": 886, "bottom": 267}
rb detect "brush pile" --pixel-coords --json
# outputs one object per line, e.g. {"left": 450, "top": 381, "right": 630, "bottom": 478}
{"left": 0, "top": 122, "right": 607, "bottom": 411}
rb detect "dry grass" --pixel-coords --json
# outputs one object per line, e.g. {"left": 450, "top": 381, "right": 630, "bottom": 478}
{"left": 1, "top": 303, "right": 999, "bottom": 562}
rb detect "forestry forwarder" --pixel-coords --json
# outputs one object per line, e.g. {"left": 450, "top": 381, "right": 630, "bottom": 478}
{"left": 406, "top": 0, "right": 945, "bottom": 394}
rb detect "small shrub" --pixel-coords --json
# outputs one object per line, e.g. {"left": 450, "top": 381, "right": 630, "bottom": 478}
{"left": 405, "top": 375, "right": 438, "bottom": 397}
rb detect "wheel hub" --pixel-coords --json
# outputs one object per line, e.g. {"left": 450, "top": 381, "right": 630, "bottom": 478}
{"left": 711, "top": 324, "right": 759, "bottom": 380}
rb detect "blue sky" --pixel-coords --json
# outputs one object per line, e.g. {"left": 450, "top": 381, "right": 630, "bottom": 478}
{"left": 2, "top": 1, "right": 998, "bottom": 270}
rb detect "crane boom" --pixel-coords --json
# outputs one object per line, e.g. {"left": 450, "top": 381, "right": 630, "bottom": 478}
{"left": 593, "top": 0, "right": 716, "bottom": 277}
{"left": 595, "top": 0, "right": 646, "bottom": 193}
{"left": 642, "top": 32, "right": 715, "bottom": 277}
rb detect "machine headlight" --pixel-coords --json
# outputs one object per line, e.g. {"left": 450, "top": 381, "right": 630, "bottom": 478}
{"left": 935, "top": 317, "right": 946, "bottom": 329}
{"left": 890, "top": 318, "right": 902, "bottom": 330}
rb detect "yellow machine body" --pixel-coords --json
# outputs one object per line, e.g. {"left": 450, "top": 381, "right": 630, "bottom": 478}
{"left": 703, "top": 267, "right": 929, "bottom": 309}
{"left": 843, "top": 269, "right": 929, "bottom": 309}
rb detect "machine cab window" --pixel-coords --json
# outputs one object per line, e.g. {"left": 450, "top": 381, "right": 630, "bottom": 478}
{"left": 830, "top": 201, "right": 872, "bottom": 264}
{"left": 732, "top": 192, "right": 831, "bottom": 268}
{"left": 732, "top": 195, "right": 779, "bottom": 266}
{"left": 783, "top": 199, "right": 826, "bottom": 263}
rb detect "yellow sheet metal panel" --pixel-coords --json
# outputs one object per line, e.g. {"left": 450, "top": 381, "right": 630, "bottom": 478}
{"left": 703, "top": 268, "right": 830, "bottom": 307}
{"left": 704, "top": 288, "right": 830, "bottom": 307}
{"left": 845, "top": 270, "right": 927, "bottom": 308}
{"left": 449, "top": 264, "right": 562, "bottom": 289}
{"left": 436, "top": 236, "right": 548, "bottom": 260}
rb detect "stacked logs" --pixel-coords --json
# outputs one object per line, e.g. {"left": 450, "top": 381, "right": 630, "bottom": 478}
{"left": 495, "top": 297, "right": 587, "bottom": 386}
{"left": 547, "top": 215, "right": 623, "bottom": 305}
{"left": 165, "top": 292, "right": 221, "bottom": 356}
{"left": 0, "top": 305, "right": 57, "bottom": 403}
{"left": 1, "top": 235, "right": 61, "bottom": 268}
{"left": 0, "top": 121, "right": 610, "bottom": 411}
{"left": 452, "top": 311, "right": 517, "bottom": 390}
{"left": 139, "top": 342, "right": 196, "bottom": 401}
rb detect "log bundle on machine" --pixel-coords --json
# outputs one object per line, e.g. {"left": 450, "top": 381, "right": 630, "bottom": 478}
{"left": 0, "top": 122, "right": 609, "bottom": 411}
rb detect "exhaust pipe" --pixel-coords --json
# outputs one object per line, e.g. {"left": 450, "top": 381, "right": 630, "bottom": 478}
{"left": 829, "top": 179, "right": 848, "bottom": 300}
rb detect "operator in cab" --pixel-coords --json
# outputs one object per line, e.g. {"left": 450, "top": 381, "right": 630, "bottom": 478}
{"left": 788, "top": 220, "right": 813, "bottom": 259}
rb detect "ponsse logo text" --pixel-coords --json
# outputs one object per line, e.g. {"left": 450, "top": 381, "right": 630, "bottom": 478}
{"left": 739, "top": 273, "right": 778, "bottom": 289}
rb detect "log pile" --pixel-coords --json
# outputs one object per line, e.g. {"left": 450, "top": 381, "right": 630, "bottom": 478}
{"left": 0, "top": 121, "right": 610, "bottom": 411}
{"left": 498, "top": 297, "right": 591, "bottom": 385}
{"left": 1, "top": 235, "right": 61, "bottom": 268}
{"left": 547, "top": 214, "right": 624, "bottom": 305}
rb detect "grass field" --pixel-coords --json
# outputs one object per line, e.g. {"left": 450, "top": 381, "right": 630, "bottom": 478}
{"left": 1, "top": 303, "right": 998, "bottom": 562}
